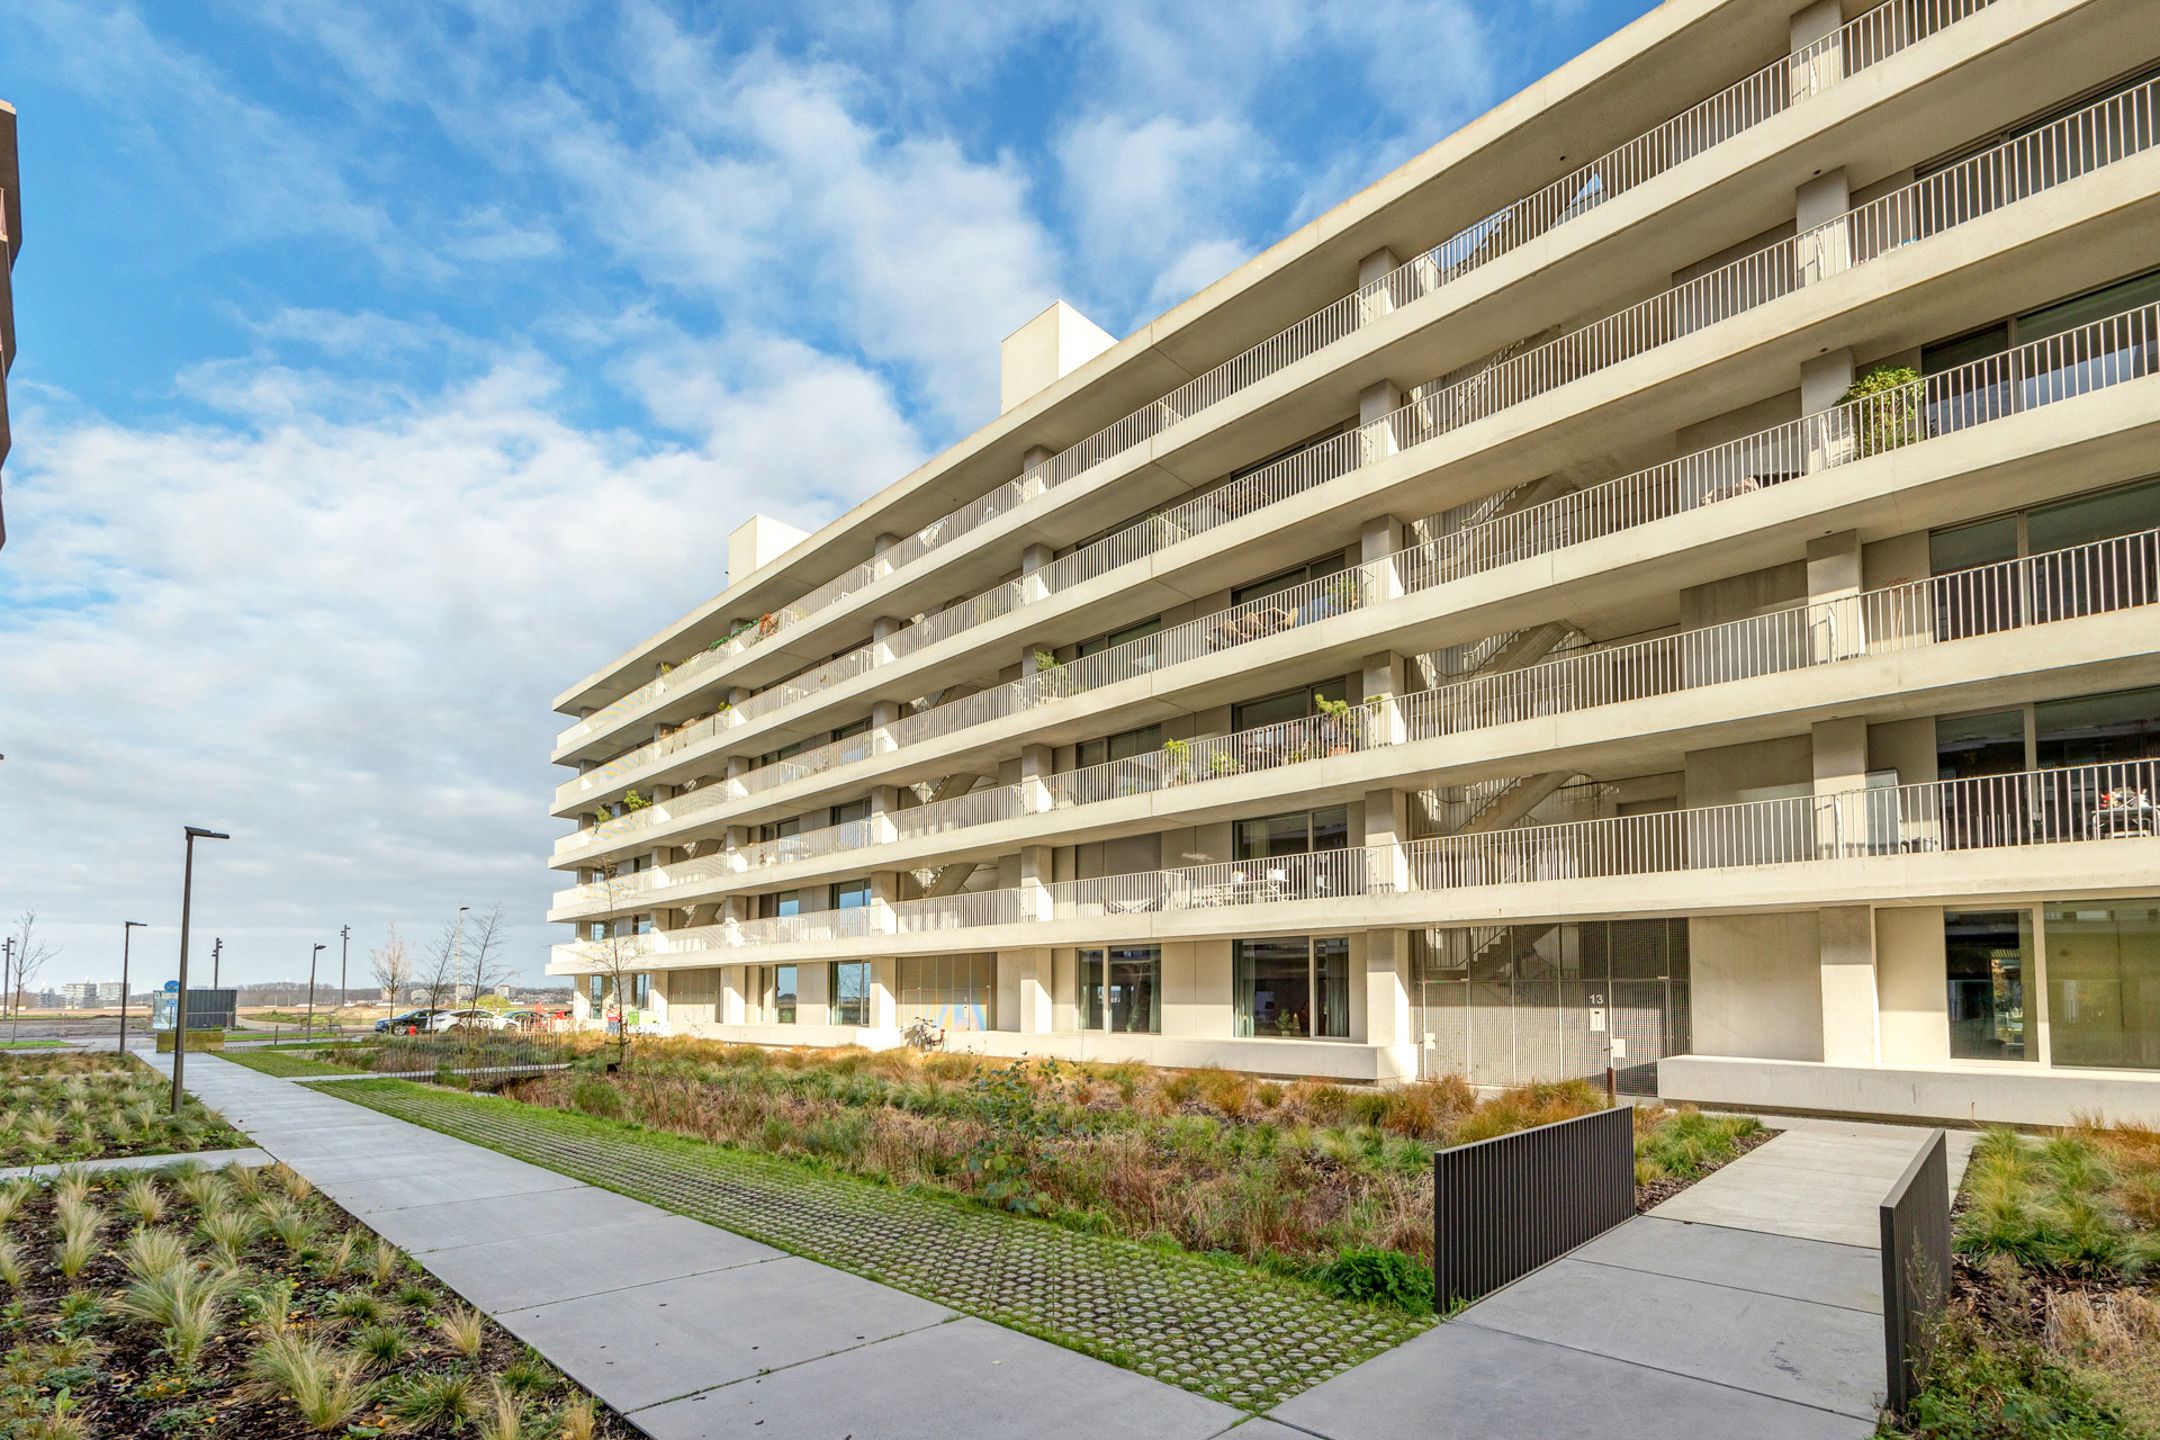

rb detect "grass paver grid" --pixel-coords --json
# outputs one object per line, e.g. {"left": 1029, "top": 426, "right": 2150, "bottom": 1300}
{"left": 331, "top": 1079, "right": 1427, "bottom": 1410}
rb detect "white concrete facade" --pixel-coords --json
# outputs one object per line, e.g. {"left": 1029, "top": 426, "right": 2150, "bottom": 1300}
{"left": 551, "top": 0, "right": 2160, "bottom": 1122}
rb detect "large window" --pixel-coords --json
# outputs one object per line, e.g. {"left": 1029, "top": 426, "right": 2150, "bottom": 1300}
{"left": 1234, "top": 553, "right": 1346, "bottom": 607}
{"left": 2046, "top": 901, "right": 2160, "bottom": 1070}
{"left": 830, "top": 960, "right": 872, "bottom": 1027}
{"left": 1079, "top": 946, "right": 1161, "bottom": 1033}
{"left": 898, "top": 954, "right": 994, "bottom": 1033}
{"left": 1077, "top": 723, "right": 1164, "bottom": 771}
{"left": 1234, "top": 936, "right": 1349, "bottom": 1039}
{"left": 757, "top": 965, "right": 798, "bottom": 1024}
{"left": 1232, "top": 677, "right": 1348, "bottom": 733}
{"left": 1928, "top": 478, "right": 2160, "bottom": 638}
{"left": 1944, "top": 911, "right": 2033, "bottom": 1061}
{"left": 1074, "top": 617, "right": 1163, "bottom": 658}
{"left": 1234, "top": 807, "right": 1348, "bottom": 862}
{"left": 832, "top": 879, "right": 872, "bottom": 910}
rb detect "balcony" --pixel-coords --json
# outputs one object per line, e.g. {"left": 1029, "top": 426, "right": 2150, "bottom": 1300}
{"left": 552, "top": 288, "right": 2160, "bottom": 847}
{"left": 555, "top": 0, "right": 2015, "bottom": 756}
{"left": 550, "top": 521, "right": 2160, "bottom": 920}
{"left": 548, "top": 756, "right": 2160, "bottom": 973}
{"left": 555, "top": 84, "right": 2160, "bottom": 813}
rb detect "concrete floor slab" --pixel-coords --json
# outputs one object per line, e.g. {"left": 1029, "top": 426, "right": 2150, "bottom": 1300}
{"left": 630, "top": 1316, "right": 1242, "bottom": 1440}
{"left": 496, "top": 1257, "right": 955, "bottom": 1413}
{"left": 1269, "top": 1321, "right": 1874, "bottom": 1440}
{"left": 1571, "top": 1217, "right": 1882, "bottom": 1313}
{"left": 1463, "top": 1258, "right": 1883, "bottom": 1418}
{"left": 424, "top": 1214, "right": 783, "bottom": 1313}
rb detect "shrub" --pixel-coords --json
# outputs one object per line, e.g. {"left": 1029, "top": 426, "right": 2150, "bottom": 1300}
{"left": 1841, "top": 364, "right": 1925, "bottom": 457}
{"left": 1317, "top": 1248, "right": 1435, "bottom": 1314}
{"left": 570, "top": 1078, "right": 623, "bottom": 1118}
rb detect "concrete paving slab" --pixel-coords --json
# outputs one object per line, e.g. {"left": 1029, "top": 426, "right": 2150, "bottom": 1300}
{"left": 1207, "top": 1424, "right": 1308, "bottom": 1440}
{"left": 631, "top": 1316, "right": 1240, "bottom": 1440}
{"left": 424, "top": 1214, "right": 783, "bottom": 1313}
{"left": 1269, "top": 1321, "right": 1874, "bottom": 1440}
{"left": 1572, "top": 1217, "right": 1882, "bottom": 1313}
{"left": 312, "top": 1164, "right": 586, "bottom": 1215}
{"left": 357, "top": 1183, "right": 660, "bottom": 1255}
{"left": 1462, "top": 1258, "right": 1883, "bottom": 1418}
{"left": 0, "top": 1148, "right": 273, "bottom": 1183}
{"left": 496, "top": 1257, "right": 954, "bottom": 1413}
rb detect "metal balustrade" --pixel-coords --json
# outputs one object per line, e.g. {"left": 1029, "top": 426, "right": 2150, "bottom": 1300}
{"left": 557, "top": 497, "right": 2160, "bottom": 873}
{"left": 558, "top": 78, "right": 2156, "bottom": 811}
{"left": 583, "top": 758, "right": 2160, "bottom": 958}
{"left": 556, "top": 0, "right": 2001, "bottom": 751}
{"left": 558, "top": 524, "right": 2160, "bottom": 914}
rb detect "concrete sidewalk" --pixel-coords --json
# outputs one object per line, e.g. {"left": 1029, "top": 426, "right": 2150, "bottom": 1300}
{"left": 1270, "top": 1120, "right": 1963, "bottom": 1440}
{"left": 156, "top": 1052, "right": 1250, "bottom": 1440}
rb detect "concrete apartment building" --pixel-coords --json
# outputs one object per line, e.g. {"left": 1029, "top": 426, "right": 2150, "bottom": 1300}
{"left": 1, "top": 97, "right": 21, "bottom": 548}
{"left": 550, "top": 0, "right": 2160, "bottom": 1127}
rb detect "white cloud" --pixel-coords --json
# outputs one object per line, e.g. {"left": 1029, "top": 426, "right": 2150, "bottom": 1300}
{"left": 0, "top": 334, "right": 921, "bottom": 985}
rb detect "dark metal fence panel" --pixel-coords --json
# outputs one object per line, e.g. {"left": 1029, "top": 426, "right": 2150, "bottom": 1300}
{"left": 1433, "top": 1104, "right": 1636, "bottom": 1307}
{"left": 1880, "top": 1129, "right": 1951, "bottom": 1413}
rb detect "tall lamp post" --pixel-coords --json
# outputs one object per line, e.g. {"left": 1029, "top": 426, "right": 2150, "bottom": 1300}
{"left": 305, "top": 942, "right": 325, "bottom": 1038}
{"left": 118, "top": 921, "right": 147, "bottom": 1053}
{"left": 210, "top": 937, "right": 222, "bottom": 990}
{"left": 172, "top": 825, "right": 231, "bottom": 1115}
{"left": 337, "top": 924, "right": 351, "bottom": 1030}
{"left": 1, "top": 936, "right": 12, "bottom": 1020}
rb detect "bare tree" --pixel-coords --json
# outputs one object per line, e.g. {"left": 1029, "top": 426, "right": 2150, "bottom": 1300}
{"left": 462, "top": 904, "right": 516, "bottom": 1003}
{"left": 7, "top": 912, "right": 60, "bottom": 1041}
{"left": 579, "top": 859, "right": 649, "bottom": 1067}
{"left": 369, "top": 924, "right": 413, "bottom": 1004}
{"left": 413, "top": 916, "right": 463, "bottom": 1023}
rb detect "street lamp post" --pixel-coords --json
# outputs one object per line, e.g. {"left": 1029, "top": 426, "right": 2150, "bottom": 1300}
{"left": 338, "top": 924, "right": 350, "bottom": 1029}
{"left": 1, "top": 936, "right": 11, "bottom": 1019}
{"left": 210, "top": 937, "right": 222, "bottom": 991}
{"left": 118, "top": 921, "right": 147, "bottom": 1053}
{"left": 305, "top": 942, "right": 325, "bottom": 1038}
{"left": 172, "top": 825, "right": 231, "bottom": 1115}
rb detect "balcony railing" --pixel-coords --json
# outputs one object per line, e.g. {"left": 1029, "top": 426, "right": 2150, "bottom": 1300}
{"left": 558, "top": 286, "right": 2160, "bottom": 845}
{"left": 559, "top": 81, "right": 2157, "bottom": 809}
{"left": 556, "top": 0, "right": 2002, "bottom": 751}
{"left": 555, "top": 521, "right": 2160, "bottom": 911}
{"left": 563, "top": 759, "right": 2159, "bottom": 961}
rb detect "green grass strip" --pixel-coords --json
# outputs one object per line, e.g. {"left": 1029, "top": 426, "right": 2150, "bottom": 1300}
{"left": 326, "top": 1079, "right": 1427, "bottom": 1410}
{"left": 218, "top": 1048, "right": 355, "bottom": 1078}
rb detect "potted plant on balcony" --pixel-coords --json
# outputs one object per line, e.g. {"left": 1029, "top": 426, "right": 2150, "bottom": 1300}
{"left": 1161, "top": 736, "right": 1192, "bottom": 785}
{"left": 1030, "top": 650, "right": 1069, "bottom": 701}
{"left": 1840, "top": 364, "right": 1925, "bottom": 458}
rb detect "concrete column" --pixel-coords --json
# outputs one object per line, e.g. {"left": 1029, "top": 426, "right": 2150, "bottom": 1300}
{"left": 719, "top": 966, "right": 747, "bottom": 1026}
{"left": 871, "top": 698, "right": 900, "bottom": 754}
{"left": 1361, "top": 652, "right": 1409, "bottom": 745}
{"left": 1020, "top": 744, "right": 1054, "bottom": 813}
{"left": 1009, "top": 948, "right": 1054, "bottom": 1033}
{"left": 869, "top": 785, "right": 900, "bottom": 843}
{"left": 1801, "top": 348, "right": 1857, "bottom": 473}
{"left": 1818, "top": 904, "right": 1881, "bottom": 1065}
{"left": 1363, "top": 928, "right": 1413, "bottom": 1052}
{"left": 1789, "top": 0, "right": 1845, "bottom": 102}
{"left": 1359, "top": 378, "right": 1407, "bottom": 462}
{"left": 870, "top": 531, "right": 899, "bottom": 578}
{"left": 1019, "top": 845, "right": 1055, "bottom": 922}
{"left": 1020, "top": 541, "right": 1054, "bottom": 603}
{"left": 870, "top": 958, "right": 900, "bottom": 1031}
{"left": 1807, "top": 528, "right": 1865, "bottom": 662}
{"left": 871, "top": 871, "right": 900, "bottom": 935}
{"left": 1364, "top": 787, "right": 1412, "bottom": 893}
{"left": 1796, "top": 168, "right": 1851, "bottom": 288}
{"left": 872, "top": 615, "right": 902, "bottom": 664}
{"left": 1021, "top": 444, "right": 1054, "bottom": 497}
{"left": 1357, "top": 246, "right": 1401, "bottom": 325}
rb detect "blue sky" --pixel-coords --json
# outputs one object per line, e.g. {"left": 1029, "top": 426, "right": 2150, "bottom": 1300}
{"left": 0, "top": 0, "right": 1652, "bottom": 988}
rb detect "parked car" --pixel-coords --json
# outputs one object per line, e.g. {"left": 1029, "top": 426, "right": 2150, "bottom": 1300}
{"left": 376, "top": 1009, "right": 438, "bottom": 1035}
{"left": 497, "top": 1010, "right": 544, "bottom": 1031}
{"left": 429, "top": 1007, "right": 506, "bottom": 1032}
